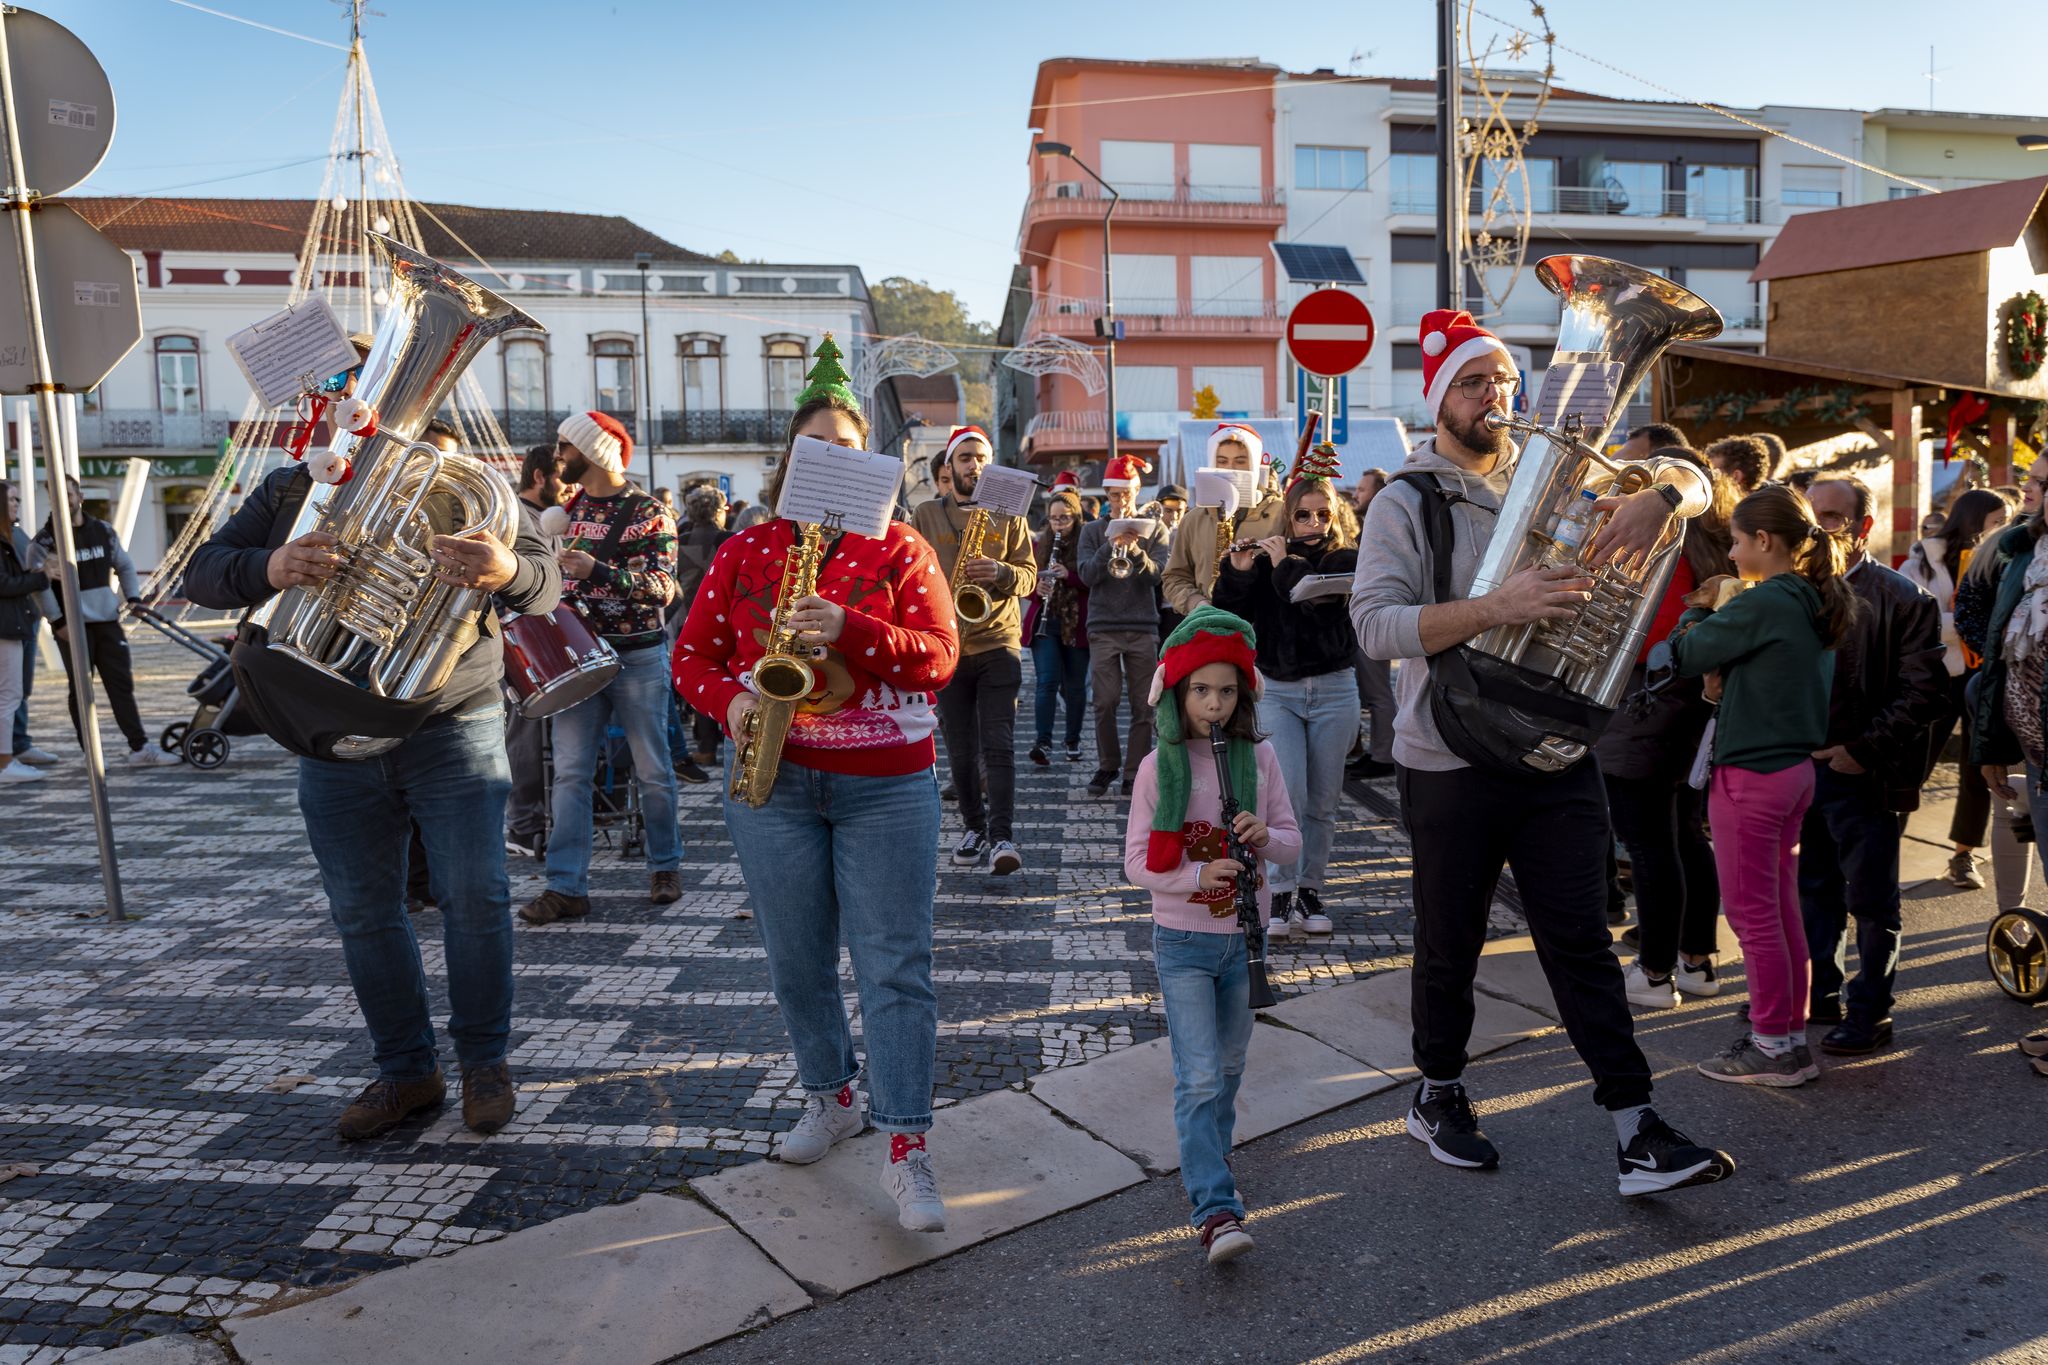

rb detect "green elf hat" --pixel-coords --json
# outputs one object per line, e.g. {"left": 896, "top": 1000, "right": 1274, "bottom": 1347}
{"left": 795, "top": 332, "right": 861, "bottom": 411}
{"left": 1145, "top": 605, "right": 1263, "bottom": 873}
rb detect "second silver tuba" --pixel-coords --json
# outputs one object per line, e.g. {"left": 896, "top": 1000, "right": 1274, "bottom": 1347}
{"left": 1439, "top": 254, "right": 1722, "bottom": 774}
{"left": 238, "top": 234, "right": 542, "bottom": 761}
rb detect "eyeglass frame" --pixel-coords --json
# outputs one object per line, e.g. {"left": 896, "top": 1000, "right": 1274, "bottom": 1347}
{"left": 1449, "top": 372, "right": 1521, "bottom": 400}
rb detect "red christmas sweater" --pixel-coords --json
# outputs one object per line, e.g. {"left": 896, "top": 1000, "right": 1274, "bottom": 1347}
{"left": 672, "top": 517, "right": 960, "bottom": 777}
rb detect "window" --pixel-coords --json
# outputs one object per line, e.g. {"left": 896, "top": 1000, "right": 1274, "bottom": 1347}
{"left": 1113, "top": 365, "right": 1179, "bottom": 412}
{"left": 155, "top": 335, "right": 201, "bottom": 415}
{"left": 1190, "top": 257, "right": 1265, "bottom": 316}
{"left": 161, "top": 484, "right": 206, "bottom": 548}
{"left": 1189, "top": 143, "right": 1262, "bottom": 202}
{"left": 1478, "top": 157, "right": 1556, "bottom": 213}
{"left": 679, "top": 335, "right": 723, "bottom": 414}
{"left": 1390, "top": 152, "right": 1435, "bottom": 214}
{"left": 1782, "top": 167, "right": 1842, "bottom": 209}
{"left": 1602, "top": 160, "right": 1668, "bottom": 217}
{"left": 1098, "top": 139, "right": 1175, "bottom": 199}
{"left": 1295, "top": 145, "right": 1367, "bottom": 192}
{"left": 592, "top": 337, "right": 636, "bottom": 416}
{"left": 1889, "top": 186, "right": 1924, "bottom": 200}
{"left": 502, "top": 336, "right": 547, "bottom": 412}
{"left": 1191, "top": 366, "right": 1262, "bottom": 412}
{"left": 765, "top": 337, "right": 806, "bottom": 411}
{"left": 1109, "top": 254, "right": 1178, "bottom": 315}
{"left": 1685, "top": 164, "right": 1757, "bottom": 223}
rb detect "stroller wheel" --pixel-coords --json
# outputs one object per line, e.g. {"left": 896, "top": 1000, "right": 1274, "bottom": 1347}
{"left": 160, "top": 721, "right": 189, "bottom": 755}
{"left": 185, "top": 729, "right": 230, "bottom": 770}
{"left": 1988, "top": 908, "right": 2048, "bottom": 1002}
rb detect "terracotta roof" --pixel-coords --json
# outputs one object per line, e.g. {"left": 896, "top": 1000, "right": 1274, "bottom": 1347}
{"left": 60, "top": 197, "right": 708, "bottom": 263}
{"left": 1749, "top": 176, "right": 2048, "bottom": 283}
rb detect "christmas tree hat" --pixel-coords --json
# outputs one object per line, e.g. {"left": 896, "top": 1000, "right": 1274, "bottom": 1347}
{"left": 1144, "top": 605, "right": 1262, "bottom": 873}
{"left": 795, "top": 332, "right": 860, "bottom": 412}
{"left": 1287, "top": 441, "right": 1344, "bottom": 489}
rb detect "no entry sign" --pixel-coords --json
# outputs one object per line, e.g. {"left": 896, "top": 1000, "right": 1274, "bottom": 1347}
{"left": 1286, "top": 289, "right": 1375, "bottom": 377}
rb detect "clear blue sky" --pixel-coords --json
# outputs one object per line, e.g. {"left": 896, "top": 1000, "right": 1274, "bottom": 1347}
{"left": 35, "top": 0, "right": 2047, "bottom": 325}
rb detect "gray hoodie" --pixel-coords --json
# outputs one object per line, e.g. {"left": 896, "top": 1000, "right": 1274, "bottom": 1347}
{"left": 1347, "top": 436, "right": 1514, "bottom": 772}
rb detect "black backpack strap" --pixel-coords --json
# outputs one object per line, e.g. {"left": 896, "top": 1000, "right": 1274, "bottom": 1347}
{"left": 1391, "top": 471, "right": 1463, "bottom": 609}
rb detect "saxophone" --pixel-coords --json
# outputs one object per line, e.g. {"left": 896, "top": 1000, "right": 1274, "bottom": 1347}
{"left": 1212, "top": 505, "right": 1238, "bottom": 574}
{"left": 951, "top": 506, "right": 996, "bottom": 624}
{"left": 730, "top": 522, "right": 827, "bottom": 808}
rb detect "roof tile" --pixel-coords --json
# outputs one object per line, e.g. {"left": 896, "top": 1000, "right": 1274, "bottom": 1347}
{"left": 1750, "top": 175, "right": 2048, "bottom": 282}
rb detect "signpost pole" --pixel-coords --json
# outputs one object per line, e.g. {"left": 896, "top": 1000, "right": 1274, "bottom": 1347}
{"left": 0, "top": 10, "right": 124, "bottom": 922}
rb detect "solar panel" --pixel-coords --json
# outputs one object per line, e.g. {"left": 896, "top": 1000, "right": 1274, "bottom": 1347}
{"left": 1271, "top": 242, "right": 1365, "bottom": 285}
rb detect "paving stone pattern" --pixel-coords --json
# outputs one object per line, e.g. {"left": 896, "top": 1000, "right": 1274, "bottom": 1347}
{"left": 0, "top": 626, "right": 1522, "bottom": 1359}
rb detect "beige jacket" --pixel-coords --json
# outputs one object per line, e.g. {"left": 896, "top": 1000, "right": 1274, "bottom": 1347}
{"left": 912, "top": 497, "right": 1039, "bottom": 655}
{"left": 1160, "top": 494, "right": 1286, "bottom": 616}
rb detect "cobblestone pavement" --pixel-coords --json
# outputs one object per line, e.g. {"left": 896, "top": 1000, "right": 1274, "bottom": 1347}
{"left": 0, "top": 625, "right": 1521, "bottom": 1359}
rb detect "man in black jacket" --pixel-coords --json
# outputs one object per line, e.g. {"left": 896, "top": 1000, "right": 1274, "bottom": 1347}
{"left": 184, "top": 460, "right": 560, "bottom": 1141}
{"left": 1798, "top": 477, "right": 1947, "bottom": 1055}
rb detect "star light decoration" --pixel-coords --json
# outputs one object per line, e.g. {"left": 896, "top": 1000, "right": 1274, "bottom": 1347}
{"left": 1458, "top": 0, "right": 1557, "bottom": 323}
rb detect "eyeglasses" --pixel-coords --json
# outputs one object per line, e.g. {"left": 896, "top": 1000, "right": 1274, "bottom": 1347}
{"left": 1449, "top": 373, "right": 1521, "bottom": 400}
{"left": 1292, "top": 508, "right": 1333, "bottom": 524}
{"left": 1814, "top": 510, "right": 1853, "bottom": 530}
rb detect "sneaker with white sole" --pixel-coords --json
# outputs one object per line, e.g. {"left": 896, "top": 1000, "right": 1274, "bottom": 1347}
{"left": 1616, "top": 1113, "right": 1735, "bottom": 1197}
{"left": 1296, "top": 887, "right": 1334, "bottom": 934}
{"left": 989, "top": 840, "right": 1023, "bottom": 876}
{"left": 1696, "top": 1036, "right": 1807, "bottom": 1087}
{"left": 952, "top": 831, "right": 988, "bottom": 866}
{"left": 1946, "top": 851, "right": 1985, "bottom": 890}
{"left": 881, "top": 1134, "right": 946, "bottom": 1232}
{"left": 778, "top": 1085, "right": 864, "bottom": 1164}
{"left": 1674, "top": 958, "right": 1720, "bottom": 997}
{"left": 1406, "top": 1080, "right": 1500, "bottom": 1169}
{"left": 0, "top": 762, "right": 47, "bottom": 783}
{"left": 1199, "top": 1212, "right": 1254, "bottom": 1264}
{"left": 124, "top": 745, "right": 179, "bottom": 769}
{"left": 13, "top": 746, "right": 58, "bottom": 766}
{"left": 1623, "top": 961, "right": 1677, "bottom": 1009}
{"left": 1267, "top": 892, "right": 1303, "bottom": 942}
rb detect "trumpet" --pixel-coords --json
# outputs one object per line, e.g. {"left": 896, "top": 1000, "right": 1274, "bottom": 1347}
{"left": 952, "top": 506, "right": 997, "bottom": 624}
{"left": 730, "top": 522, "right": 826, "bottom": 808}
{"left": 1110, "top": 539, "right": 1135, "bottom": 579}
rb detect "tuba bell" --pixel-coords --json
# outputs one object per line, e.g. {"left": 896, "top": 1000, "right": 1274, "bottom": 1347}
{"left": 237, "top": 234, "right": 541, "bottom": 761}
{"left": 1439, "top": 254, "right": 1722, "bottom": 774}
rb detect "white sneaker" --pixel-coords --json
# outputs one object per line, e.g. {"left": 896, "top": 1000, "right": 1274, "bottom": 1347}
{"left": 123, "top": 745, "right": 179, "bottom": 769}
{"left": 0, "top": 762, "right": 47, "bottom": 783}
{"left": 778, "top": 1086, "right": 865, "bottom": 1164}
{"left": 13, "top": 745, "right": 58, "bottom": 766}
{"left": 989, "top": 840, "right": 1023, "bottom": 876}
{"left": 1296, "top": 888, "right": 1334, "bottom": 934}
{"left": 1674, "top": 958, "right": 1721, "bottom": 998}
{"left": 881, "top": 1137, "right": 946, "bottom": 1232}
{"left": 1623, "top": 962, "right": 1677, "bottom": 1009}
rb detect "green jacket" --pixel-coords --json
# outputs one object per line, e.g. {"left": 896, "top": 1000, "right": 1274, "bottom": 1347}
{"left": 1668, "top": 573, "right": 1835, "bottom": 774}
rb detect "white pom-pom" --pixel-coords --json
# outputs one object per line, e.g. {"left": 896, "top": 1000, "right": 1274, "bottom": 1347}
{"left": 538, "top": 505, "right": 570, "bottom": 538}
{"left": 1422, "top": 331, "right": 1448, "bottom": 357}
{"left": 307, "top": 450, "right": 351, "bottom": 485}
{"left": 333, "top": 397, "right": 377, "bottom": 435}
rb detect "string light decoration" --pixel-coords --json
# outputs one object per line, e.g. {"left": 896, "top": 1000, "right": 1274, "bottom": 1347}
{"left": 1458, "top": 1, "right": 1557, "bottom": 321}
{"left": 849, "top": 334, "right": 962, "bottom": 409}
{"left": 1000, "top": 333, "right": 1108, "bottom": 397}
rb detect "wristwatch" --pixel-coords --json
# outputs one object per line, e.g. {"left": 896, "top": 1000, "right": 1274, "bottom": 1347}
{"left": 1650, "top": 482, "right": 1683, "bottom": 511}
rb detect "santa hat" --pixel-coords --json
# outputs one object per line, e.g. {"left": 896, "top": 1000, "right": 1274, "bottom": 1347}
{"left": 1287, "top": 442, "right": 1343, "bottom": 489}
{"left": 944, "top": 425, "right": 992, "bottom": 460}
{"left": 1144, "top": 606, "right": 1264, "bottom": 873}
{"left": 558, "top": 410, "right": 633, "bottom": 474}
{"left": 1049, "top": 469, "right": 1081, "bottom": 491}
{"left": 1206, "top": 422, "right": 1263, "bottom": 465}
{"left": 1103, "top": 453, "right": 1152, "bottom": 490}
{"left": 1419, "top": 309, "right": 1514, "bottom": 421}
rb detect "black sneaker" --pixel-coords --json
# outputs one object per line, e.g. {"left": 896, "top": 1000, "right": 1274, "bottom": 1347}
{"left": 1065, "top": 745, "right": 1083, "bottom": 763}
{"left": 673, "top": 758, "right": 711, "bottom": 784}
{"left": 1087, "top": 769, "right": 1115, "bottom": 798}
{"left": 1820, "top": 1015, "right": 1893, "bottom": 1056}
{"left": 1029, "top": 744, "right": 1051, "bottom": 767}
{"left": 953, "top": 831, "right": 989, "bottom": 866}
{"left": 1120, "top": 775, "right": 1135, "bottom": 797}
{"left": 1346, "top": 757, "right": 1395, "bottom": 780}
{"left": 1405, "top": 1081, "right": 1499, "bottom": 1170}
{"left": 1617, "top": 1113, "right": 1735, "bottom": 1197}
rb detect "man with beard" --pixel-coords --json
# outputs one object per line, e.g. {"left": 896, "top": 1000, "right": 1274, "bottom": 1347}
{"left": 1078, "top": 454, "right": 1169, "bottom": 798}
{"left": 505, "top": 444, "right": 565, "bottom": 861}
{"left": 913, "top": 426, "right": 1038, "bottom": 874}
{"left": 1160, "top": 425, "right": 1285, "bottom": 617}
{"left": 520, "top": 412, "right": 684, "bottom": 924}
{"left": 1349, "top": 309, "right": 1735, "bottom": 1197}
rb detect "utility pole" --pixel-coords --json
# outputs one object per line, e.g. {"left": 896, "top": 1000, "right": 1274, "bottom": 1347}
{"left": 1436, "top": 0, "right": 1464, "bottom": 311}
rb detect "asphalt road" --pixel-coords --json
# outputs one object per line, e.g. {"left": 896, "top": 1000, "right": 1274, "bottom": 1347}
{"left": 687, "top": 877, "right": 2048, "bottom": 1365}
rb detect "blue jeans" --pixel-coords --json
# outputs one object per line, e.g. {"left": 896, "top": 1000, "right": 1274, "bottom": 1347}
{"left": 1797, "top": 764, "right": 1902, "bottom": 1017}
{"left": 297, "top": 704, "right": 515, "bottom": 1081}
{"left": 1031, "top": 633, "right": 1088, "bottom": 749}
{"left": 1154, "top": 925, "right": 1252, "bottom": 1226}
{"left": 1257, "top": 670, "right": 1356, "bottom": 895}
{"left": 545, "top": 644, "right": 682, "bottom": 894}
{"left": 11, "top": 619, "right": 33, "bottom": 754}
{"left": 725, "top": 763, "right": 941, "bottom": 1131}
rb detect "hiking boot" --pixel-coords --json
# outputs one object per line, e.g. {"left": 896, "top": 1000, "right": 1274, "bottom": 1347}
{"left": 461, "top": 1062, "right": 516, "bottom": 1135}
{"left": 518, "top": 889, "right": 590, "bottom": 926}
{"left": 1199, "top": 1211, "right": 1254, "bottom": 1265}
{"left": 336, "top": 1071, "right": 446, "bottom": 1141}
{"left": 650, "top": 871, "right": 682, "bottom": 905}
{"left": 881, "top": 1133, "right": 946, "bottom": 1232}
{"left": 780, "top": 1085, "right": 865, "bottom": 1164}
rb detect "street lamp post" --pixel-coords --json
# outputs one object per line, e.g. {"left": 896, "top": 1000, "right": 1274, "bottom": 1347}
{"left": 1034, "top": 141, "right": 1119, "bottom": 467}
{"left": 635, "top": 251, "right": 654, "bottom": 457}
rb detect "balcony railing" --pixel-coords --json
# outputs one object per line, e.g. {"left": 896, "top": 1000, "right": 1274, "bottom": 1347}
{"left": 1023, "top": 182, "right": 1286, "bottom": 225}
{"left": 77, "top": 410, "right": 234, "bottom": 451}
{"left": 494, "top": 408, "right": 572, "bottom": 446}
{"left": 1031, "top": 293, "right": 1285, "bottom": 338}
{"left": 1388, "top": 185, "right": 1769, "bottom": 225}
{"left": 658, "top": 408, "right": 788, "bottom": 446}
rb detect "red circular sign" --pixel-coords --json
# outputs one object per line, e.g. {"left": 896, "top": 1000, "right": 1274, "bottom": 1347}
{"left": 1286, "top": 289, "right": 1376, "bottom": 377}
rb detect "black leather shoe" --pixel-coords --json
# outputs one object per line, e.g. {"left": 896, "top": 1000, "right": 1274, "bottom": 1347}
{"left": 1820, "top": 1015, "right": 1893, "bottom": 1056}
{"left": 1807, "top": 997, "right": 1844, "bottom": 1027}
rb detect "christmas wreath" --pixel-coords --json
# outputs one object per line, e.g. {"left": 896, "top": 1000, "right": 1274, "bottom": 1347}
{"left": 2007, "top": 290, "right": 2046, "bottom": 380}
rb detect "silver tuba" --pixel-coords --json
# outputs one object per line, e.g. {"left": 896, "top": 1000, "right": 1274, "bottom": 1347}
{"left": 1443, "top": 254, "right": 1721, "bottom": 774}
{"left": 242, "top": 234, "right": 541, "bottom": 760}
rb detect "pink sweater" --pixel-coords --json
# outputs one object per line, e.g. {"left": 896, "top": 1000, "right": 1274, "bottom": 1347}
{"left": 1122, "top": 739, "right": 1303, "bottom": 934}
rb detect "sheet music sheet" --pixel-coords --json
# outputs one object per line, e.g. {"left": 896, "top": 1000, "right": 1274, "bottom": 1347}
{"left": 1288, "top": 573, "right": 1354, "bottom": 604}
{"left": 1107, "top": 518, "right": 1158, "bottom": 538}
{"left": 774, "top": 436, "right": 902, "bottom": 540}
{"left": 1533, "top": 361, "right": 1624, "bottom": 432}
{"left": 225, "top": 297, "right": 362, "bottom": 409}
{"left": 969, "top": 464, "right": 1038, "bottom": 519}
{"left": 1193, "top": 467, "right": 1256, "bottom": 510}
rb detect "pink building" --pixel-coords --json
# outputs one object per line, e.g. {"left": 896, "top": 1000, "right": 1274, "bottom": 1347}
{"left": 1008, "top": 58, "right": 1287, "bottom": 474}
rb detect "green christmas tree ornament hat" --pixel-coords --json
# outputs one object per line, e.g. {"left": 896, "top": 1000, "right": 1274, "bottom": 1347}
{"left": 795, "top": 332, "right": 860, "bottom": 412}
{"left": 1145, "top": 605, "right": 1262, "bottom": 873}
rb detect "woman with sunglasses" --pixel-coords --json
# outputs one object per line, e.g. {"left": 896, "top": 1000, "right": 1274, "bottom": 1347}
{"left": 1211, "top": 446, "right": 1361, "bottom": 940}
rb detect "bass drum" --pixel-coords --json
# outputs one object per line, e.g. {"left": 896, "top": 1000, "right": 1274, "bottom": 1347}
{"left": 502, "top": 602, "right": 621, "bottom": 718}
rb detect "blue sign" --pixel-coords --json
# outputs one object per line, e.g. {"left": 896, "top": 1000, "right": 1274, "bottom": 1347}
{"left": 1295, "top": 370, "right": 1348, "bottom": 445}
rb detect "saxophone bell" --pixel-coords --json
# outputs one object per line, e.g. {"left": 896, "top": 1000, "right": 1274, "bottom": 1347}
{"left": 950, "top": 505, "right": 999, "bottom": 624}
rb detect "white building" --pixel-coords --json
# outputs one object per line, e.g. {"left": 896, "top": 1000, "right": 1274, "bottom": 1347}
{"left": 35, "top": 197, "right": 904, "bottom": 569}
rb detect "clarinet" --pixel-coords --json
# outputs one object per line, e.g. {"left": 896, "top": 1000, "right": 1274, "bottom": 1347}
{"left": 1210, "top": 729, "right": 1279, "bottom": 1008}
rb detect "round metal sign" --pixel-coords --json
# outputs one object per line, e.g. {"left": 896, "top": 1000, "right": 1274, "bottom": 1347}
{"left": 1, "top": 8, "right": 116, "bottom": 197}
{"left": 1286, "top": 289, "right": 1376, "bottom": 378}
{"left": 0, "top": 203, "right": 143, "bottom": 394}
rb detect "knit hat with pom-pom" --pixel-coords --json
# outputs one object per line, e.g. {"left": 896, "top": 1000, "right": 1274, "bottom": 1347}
{"left": 1144, "top": 605, "right": 1262, "bottom": 873}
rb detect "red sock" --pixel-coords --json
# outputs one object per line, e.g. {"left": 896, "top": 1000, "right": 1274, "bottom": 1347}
{"left": 834, "top": 1085, "right": 854, "bottom": 1109}
{"left": 890, "top": 1132, "right": 926, "bottom": 1163}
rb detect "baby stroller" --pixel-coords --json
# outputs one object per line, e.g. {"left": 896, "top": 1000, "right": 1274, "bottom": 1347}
{"left": 540, "top": 719, "right": 645, "bottom": 860}
{"left": 130, "top": 605, "right": 259, "bottom": 770}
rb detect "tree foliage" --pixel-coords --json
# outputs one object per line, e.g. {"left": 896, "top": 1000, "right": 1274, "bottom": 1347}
{"left": 869, "top": 277, "right": 994, "bottom": 426}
